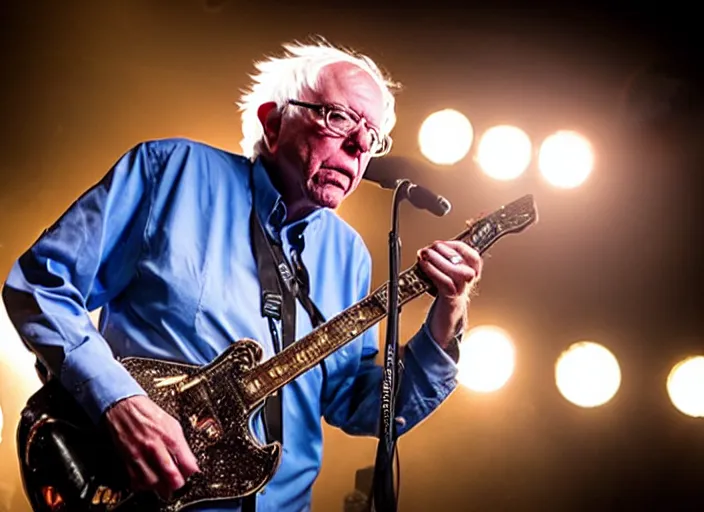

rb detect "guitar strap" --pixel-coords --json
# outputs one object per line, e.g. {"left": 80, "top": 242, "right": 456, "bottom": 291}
{"left": 244, "top": 171, "right": 325, "bottom": 511}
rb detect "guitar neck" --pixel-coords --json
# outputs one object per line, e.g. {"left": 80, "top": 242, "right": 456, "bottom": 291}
{"left": 240, "top": 264, "right": 431, "bottom": 404}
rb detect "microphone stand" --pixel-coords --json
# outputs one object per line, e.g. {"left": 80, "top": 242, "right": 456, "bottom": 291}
{"left": 370, "top": 179, "right": 411, "bottom": 512}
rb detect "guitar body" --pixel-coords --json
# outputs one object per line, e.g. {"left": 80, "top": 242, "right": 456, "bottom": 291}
{"left": 18, "top": 339, "right": 281, "bottom": 512}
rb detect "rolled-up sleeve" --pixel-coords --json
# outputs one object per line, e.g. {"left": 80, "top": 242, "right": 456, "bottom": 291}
{"left": 2, "top": 142, "right": 158, "bottom": 423}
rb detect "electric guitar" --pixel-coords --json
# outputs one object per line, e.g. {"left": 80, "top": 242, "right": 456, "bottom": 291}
{"left": 17, "top": 194, "right": 538, "bottom": 512}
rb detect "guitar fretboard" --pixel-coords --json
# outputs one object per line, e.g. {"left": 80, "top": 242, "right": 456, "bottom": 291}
{"left": 240, "top": 264, "right": 432, "bottom": 404}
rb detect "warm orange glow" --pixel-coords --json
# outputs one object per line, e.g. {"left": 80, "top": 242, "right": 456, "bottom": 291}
{"left": 0, "top": 304, "right": 43, "bottom": 397}
{"left": 42, "top": 486, "right": 65, "bottom": 509}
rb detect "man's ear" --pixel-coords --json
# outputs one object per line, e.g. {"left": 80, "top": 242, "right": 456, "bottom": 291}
{"left": 257, "top": 102, "right": 281, "bottom": 151}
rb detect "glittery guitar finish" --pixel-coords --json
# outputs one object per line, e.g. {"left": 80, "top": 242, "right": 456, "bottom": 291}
{"left": 17, "top": 194, "right": 537, "bottom": 512}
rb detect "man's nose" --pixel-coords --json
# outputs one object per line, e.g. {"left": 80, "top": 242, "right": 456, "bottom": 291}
{"left": 346, "top": 123, "right": 373, "bottom": 154}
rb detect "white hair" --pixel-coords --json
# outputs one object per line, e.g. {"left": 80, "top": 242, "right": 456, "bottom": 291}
{"left": 238, "top": 37, "right": 400, "bottom": 159}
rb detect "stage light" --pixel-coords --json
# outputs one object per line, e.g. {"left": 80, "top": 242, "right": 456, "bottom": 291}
{"left": 538, "top": 130, "right": 594, "bottom": 188}
{"left": 555, "top": 341, "right": 621, "bottom": 408}
{"left": 457, "top": 325, "right": 515, "bottom": 392}
{"left": 475, "top": 125, "right": 532, "bottom": 181}
{"left": 418, "top": 109, "right": 474, "bottom": 165}
{"left": 667, "top": 356, "right": 704, "bottom": 418}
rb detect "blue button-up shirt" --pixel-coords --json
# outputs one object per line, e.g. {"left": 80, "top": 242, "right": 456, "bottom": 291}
{"left": 3, "top": 138, "right": 458, "bottom": 511}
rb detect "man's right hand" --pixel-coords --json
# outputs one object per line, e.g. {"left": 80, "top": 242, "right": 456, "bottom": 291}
{"left": 104, "top": 395, "right": 200, "bottom": 500}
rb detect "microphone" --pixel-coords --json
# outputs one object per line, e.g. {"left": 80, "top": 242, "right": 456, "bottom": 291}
{"left": 403, "top": 182, "right": 452, "bottom": 217}
{"left": 364, "top": 157, "right": 452, "bottom": 217}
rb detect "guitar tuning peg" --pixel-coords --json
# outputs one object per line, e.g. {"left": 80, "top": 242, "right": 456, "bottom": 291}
{"left": 465, "top": 212, "right": 487, "bottom": 227}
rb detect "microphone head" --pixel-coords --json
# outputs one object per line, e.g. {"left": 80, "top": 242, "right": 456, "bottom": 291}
{"left": 363, "top": 156, "right": 431, "bottom": 189}
{"left": 437, "top": 196, "right": 452, "bottom": 216}
{"left": 364, "top": 156, "right": 452, "bottom": 217}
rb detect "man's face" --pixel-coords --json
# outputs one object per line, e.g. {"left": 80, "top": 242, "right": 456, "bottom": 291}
{"left": 261, "top": 61, "right": 386, "bottom": 214}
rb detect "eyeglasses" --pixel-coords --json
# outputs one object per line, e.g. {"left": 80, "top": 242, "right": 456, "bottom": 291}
{"left": 287, "top": 99, "right": 392, "bottom": 157}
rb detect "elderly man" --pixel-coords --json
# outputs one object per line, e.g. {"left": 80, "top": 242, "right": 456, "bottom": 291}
{"left": 2, "top": 40, "right": 482, "bottom": 511}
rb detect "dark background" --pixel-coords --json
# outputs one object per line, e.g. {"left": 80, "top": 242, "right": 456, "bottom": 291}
{"left": 1, "top": 1, "right": 703, "bottom": 510}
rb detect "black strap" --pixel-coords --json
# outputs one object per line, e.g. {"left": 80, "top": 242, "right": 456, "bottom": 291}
{"left": 287, "top": 225, "right": 326, "bottom": 328}
{"left": 249, "top": 208, "right": 296, "bottom": 444}
{"left": 250, "top": 211, "right": 326, "bottom": 343}
{"left": 244, "top": 186, "right": 326, "bottom": 511}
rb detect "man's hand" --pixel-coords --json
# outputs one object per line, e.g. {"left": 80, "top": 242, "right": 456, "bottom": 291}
{"left": 104, "top": 395, "right": 200, "bottom": 500}
{"left": 417, "top": 240, "right": 483, "bottom": 347}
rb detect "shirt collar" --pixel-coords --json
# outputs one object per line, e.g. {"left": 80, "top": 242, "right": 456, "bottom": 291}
{"left": 251, "top": 157, "right": 287, "bottom": 240}
{"left": 251, "top": 157, "right": 325, "bottom": 241}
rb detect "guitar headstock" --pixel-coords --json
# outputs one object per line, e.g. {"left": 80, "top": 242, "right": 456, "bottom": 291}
{"left": 457, "top": 194, "right": 538, "bottom": 254}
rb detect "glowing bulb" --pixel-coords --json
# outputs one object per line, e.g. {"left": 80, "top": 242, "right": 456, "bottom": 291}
{"left": 667, "top": 356, "right": 704, "bottom": 418}
{"left": 555, "top": 341, "right": 621, "bottom": 408}
{"left": 418, "top": 109, "right": 474, "bottom": 165}
{"left": 475, "top": 125, "right": 533, "bottom": 180}
{"left": 457, "top": 325, "right": 515, "bottom": 392}
{"left": 538, "top": 131, "right": 594, "bottom": 188}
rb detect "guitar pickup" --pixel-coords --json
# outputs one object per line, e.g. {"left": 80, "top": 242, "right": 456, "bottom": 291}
{"left": 188, "top": 414, "right": 223, "bottom": 442}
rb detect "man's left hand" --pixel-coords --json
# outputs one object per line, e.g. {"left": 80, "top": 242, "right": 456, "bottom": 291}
{"left": 417, "top": 240, "right": 483, "bottom": 348}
